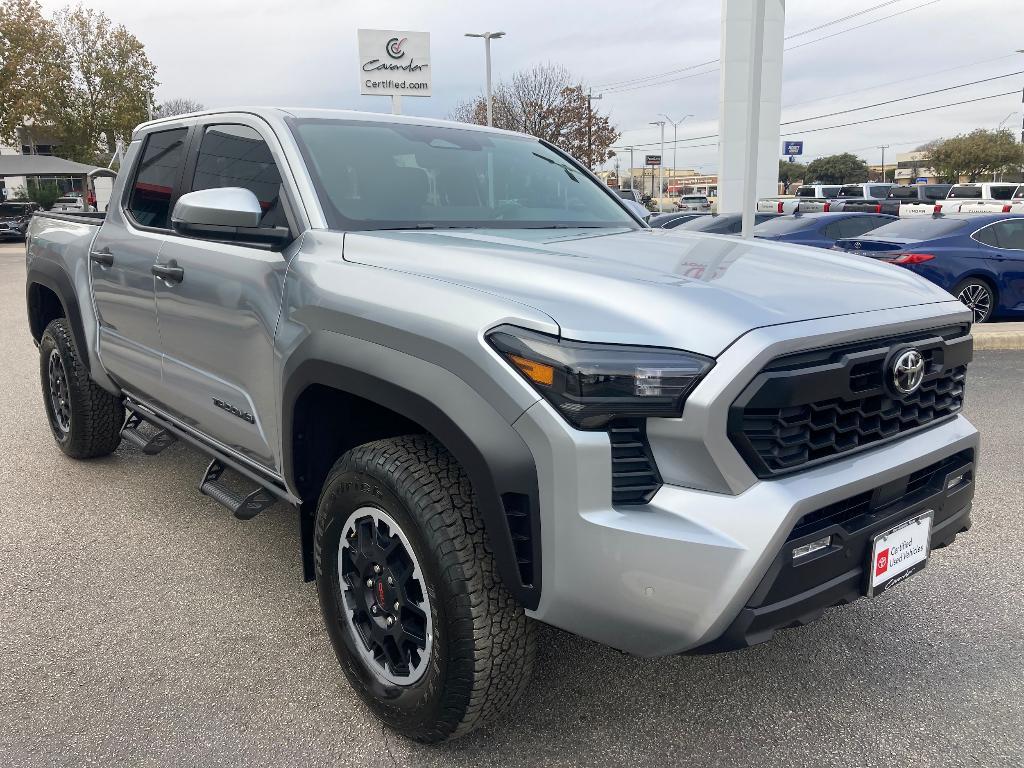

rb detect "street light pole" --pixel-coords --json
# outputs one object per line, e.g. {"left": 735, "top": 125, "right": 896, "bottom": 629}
{"left": 627, "top": 146, "right": 635, "bottom": 190}
{"left": 587, "top": 90, "right": 603, "bottom": 170}
{"left": 465, "top": 32, "right": 506, "bottom": 127}
{"left": 877, "top": 144, "right": 889, "bottom": 182}
{"left": 660, "top": 113, "right": 693, "bottom": 194}
{"left": 650, "top": 120, "right": 666, "bottom": 212}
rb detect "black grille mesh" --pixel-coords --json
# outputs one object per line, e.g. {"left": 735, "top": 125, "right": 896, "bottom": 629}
{"left": 743, "top": 366, "right": 965, "bottom": 474}
{"left": 730, "top": 326, "right": 971, "bottom": 478}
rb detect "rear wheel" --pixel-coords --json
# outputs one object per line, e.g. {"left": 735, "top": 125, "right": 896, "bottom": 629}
{"left": 314, "top": 435, "right": 535, "bottom": 742}
{"left": 39, "top": 318, "right": 124, "bottom": 458}
{"left": 954, "top": 278, "right": 995, "bottom": 323}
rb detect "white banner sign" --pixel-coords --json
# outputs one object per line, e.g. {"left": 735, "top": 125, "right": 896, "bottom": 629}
{"left": 358, "top": 29, "right": 431, "bottom": 98}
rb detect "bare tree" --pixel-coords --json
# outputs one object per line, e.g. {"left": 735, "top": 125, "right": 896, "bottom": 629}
{"left": 450, "top": 63, "right": 619, "bottom": 168}
{"left": 154, "top": 97, "right": 204, "bottom": 119}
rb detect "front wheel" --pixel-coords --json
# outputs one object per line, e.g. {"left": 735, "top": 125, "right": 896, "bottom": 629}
{"left": 39, "top": 318, "right": 124, "bottom": 458}
{"left": 314, "top": 435, "right": 535, "bottom": 743}
{"left": 954, "top": 278, "right": 996, "bottom": 323}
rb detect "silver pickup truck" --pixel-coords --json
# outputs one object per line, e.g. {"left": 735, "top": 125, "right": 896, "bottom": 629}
{"left": 25, "top": 108, "right": 978, "bottom": 743}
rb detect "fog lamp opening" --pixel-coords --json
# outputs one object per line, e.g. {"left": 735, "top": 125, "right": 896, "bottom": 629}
{"left": 792, "top": 536, "right": 831, "bottom": 560}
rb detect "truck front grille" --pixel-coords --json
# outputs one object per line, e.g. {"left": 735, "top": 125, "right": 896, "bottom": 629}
{"left": 729, "top": 325, "right": 972, "bottom": 478}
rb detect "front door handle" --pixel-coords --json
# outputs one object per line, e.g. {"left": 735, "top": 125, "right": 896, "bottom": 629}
{"left": 89, "top": 250, "right": 114, "bottom": 267}
{"left": 152, "top": 260, "right": 184, "bottom": 284}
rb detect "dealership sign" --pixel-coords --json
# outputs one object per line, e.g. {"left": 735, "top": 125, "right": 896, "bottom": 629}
{"left": 783, "top": 140, "right": 803, "bottom": 156}
{"left": 645, "top": 154, "right": 662, "bottom": 166}
{"left": 358, "top": 29, "right": 431, "bottom": 97}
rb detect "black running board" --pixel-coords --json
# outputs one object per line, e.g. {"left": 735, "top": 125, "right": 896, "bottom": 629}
{"left": 121, "top": 412, "right": 177, "bottom": 454}
{"left": 199, "top": 459, "right": 277, "bottom": 519}
{"left": 123, "top": 398, "right": 300, "bottom": 511}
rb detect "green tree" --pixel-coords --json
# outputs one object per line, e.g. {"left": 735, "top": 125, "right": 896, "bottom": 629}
{"left": 922, "top": 129, "right": 1024, "bottom": 183}
{"left": 778, "top": 158, "right": 807, "bottom": 186}
{"left": 43, "top": 4, "right": 157, "bottom": 163}
{"left": 25, "top": 180, "right": 61, "bottom": 209}
{"left": 450, "top": 63, "right": 619, "bottom": 168}
{"left": 0, "top": 0, "right": 61, "bottom": 144}
{"left": 805, "top": 153, "right": 869, "bottom": 184}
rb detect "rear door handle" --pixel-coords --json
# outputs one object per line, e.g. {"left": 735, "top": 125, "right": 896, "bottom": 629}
{"left": 152, "top": 261, "right": 184, "bottom": 284}
{"left": 89, "top": 250, "right": 113, "bottom": 267}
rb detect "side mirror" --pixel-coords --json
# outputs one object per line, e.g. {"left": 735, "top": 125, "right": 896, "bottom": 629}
{"left": 171, "top": 187, "right": 291, "bottom": 248}
{"left": 172, "top": 187, "right": 262, "bottom": 228}
{"left": 623, "top": 199, "right": 651, "bottom": 222}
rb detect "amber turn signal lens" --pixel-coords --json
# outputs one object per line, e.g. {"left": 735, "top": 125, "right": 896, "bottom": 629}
{"left": 508, "top": 354, "right": 554, "bottom": 387}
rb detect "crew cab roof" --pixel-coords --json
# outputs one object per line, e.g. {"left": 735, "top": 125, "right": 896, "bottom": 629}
{"left": 134, "top": 106, "right": 530, "bottom": 141}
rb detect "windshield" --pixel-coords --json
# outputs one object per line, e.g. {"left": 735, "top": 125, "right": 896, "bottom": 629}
{"left": 0, "top": 204, "right": 28, "bottom": 216}
{"left": 856, "top": 217, "right": 968, "bottom": 241}
{"left": 287, "top": 118, "right": 637, "bottom": 230}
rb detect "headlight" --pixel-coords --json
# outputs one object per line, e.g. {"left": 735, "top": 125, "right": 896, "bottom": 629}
{"left": 487, "top": 325, "right": 713, "bottom": 430}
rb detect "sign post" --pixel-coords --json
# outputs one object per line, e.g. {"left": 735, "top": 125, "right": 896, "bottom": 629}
{"left": 358, "top": 30, "right": 432, "bottom": 115}
{"left": 645, "top": 155, "right": 661, "bottom": 206}
{"left": 783, "top": 140, "right": 803, "bottom": 163}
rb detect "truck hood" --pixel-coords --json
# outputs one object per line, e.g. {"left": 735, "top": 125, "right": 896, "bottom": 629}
{"left": 341, "top": 227, "right": 957, "bottom": 357}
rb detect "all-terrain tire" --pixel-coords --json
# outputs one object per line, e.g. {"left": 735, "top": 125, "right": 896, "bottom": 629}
{"left": 39, "top": 318, "right": 123, "bottom": 458}
{"left": 314, "top": 434, "right": 535, "bottom": 742}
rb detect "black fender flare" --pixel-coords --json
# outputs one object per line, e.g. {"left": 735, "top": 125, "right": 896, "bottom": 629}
{"left": 282, "top": 353, "right": 542, "bottom": 610}
{"left": 26, "top": 260, "right": 90, "bottom": 374}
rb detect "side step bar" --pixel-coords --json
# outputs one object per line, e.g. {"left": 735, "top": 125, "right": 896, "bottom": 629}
{"left": 121, "top": 412, "right": 177, "bottom": 455}
{"left": 199, "top": 459, "right": 277, "bottom": 520}
{"left": 122, "top": 399, "right": 300, "bottom": 520}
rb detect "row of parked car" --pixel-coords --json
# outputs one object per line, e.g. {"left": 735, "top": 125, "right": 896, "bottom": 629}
{"left": 759, "top": 181, "right": 1023, "bottom": 216}
{"left": 649, "top": 201, "right": 1024, "bottom": 324}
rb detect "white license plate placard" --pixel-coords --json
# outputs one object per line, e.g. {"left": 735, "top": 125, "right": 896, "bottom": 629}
{"left": 868, "top": 511, "right": 933, "bottom": 596}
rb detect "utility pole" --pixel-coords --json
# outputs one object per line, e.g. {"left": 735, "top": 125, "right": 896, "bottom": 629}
{"left": 877, "top": 144, "right": 890, "bottom": 183}
{"left": 587, "top": 90, "right": 603, "bottom": 170}
{"left": 465, "top": 32, "right": 506, "bottom": 127}
{"left": 650, "top": 120, "right": 666, "bottom": 212}
{"left": 660, "top": 113, "right": 693, "bottom": 194}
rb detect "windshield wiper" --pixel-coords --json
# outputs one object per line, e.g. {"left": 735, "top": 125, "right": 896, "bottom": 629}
{"left": 532, "top": 152, "right": 581, "bottom": 183}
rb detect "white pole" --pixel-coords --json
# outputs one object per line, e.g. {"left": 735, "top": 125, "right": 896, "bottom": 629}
{"left": 740, "top": 3, "right": 767, "bottom": 239}
{"left": 672, "top": 122, "right": 678, "bottom": 190}
{"left": 485, "top": 35, "right": 493, "bottom": 127}
{"left": 392, "top": 94, "right": 402, "bottom": 115}
{"left": 629, "top": 146, "right": 635, "bottom": 190}
{"left": 659, "top": 123, "right": 665, "bottom": 212}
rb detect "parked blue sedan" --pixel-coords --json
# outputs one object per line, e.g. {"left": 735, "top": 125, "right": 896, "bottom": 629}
{"left": 751, "top": 211, "right": 896, "bottom": 249}
{"left": 833, "top": 213, "right": 1024, "bottom": 323}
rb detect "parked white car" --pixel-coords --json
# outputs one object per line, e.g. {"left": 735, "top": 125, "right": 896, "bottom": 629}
{"left": 675, "top": 194, "right": 712, "bottom": 213}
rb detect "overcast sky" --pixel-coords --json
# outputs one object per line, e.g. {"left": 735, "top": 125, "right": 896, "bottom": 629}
{"left": 38, "top": 0, "right": 1024, "bottom": 172}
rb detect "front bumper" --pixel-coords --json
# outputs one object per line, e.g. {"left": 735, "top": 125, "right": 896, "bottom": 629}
{"left": 512, "top": 304, "right": 979, "bottom": 657}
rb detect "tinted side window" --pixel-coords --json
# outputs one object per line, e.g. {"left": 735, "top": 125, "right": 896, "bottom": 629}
{"left": 973, "top": 224, "right": 1001, "bottom": 247}
{"left": 990, "top": 220, "right": 1024, "bottom": 249}
{"left": 924, "top": 185, "right": 949, "bottom": 200}
{"left": 191, "top": 124, "right": 285, "bottom": 227}
{"left": 128, "top": 128, "right": 188, "bottom": 229}
{"left": 869, "top": 186, "right": 890, "bottom": 198}
{"left": 990, "top": 186, "right": 1015, "bottom": 201}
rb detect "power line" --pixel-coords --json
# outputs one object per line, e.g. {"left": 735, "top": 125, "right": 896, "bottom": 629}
{"left": 596, "top": 0, "right": 941, "bottom": 95}
{"left": 781, "top": 90, "right": 1019, "bottom": 136}
{"left": 611, "top": 90, "right": 1019, "bottom": 151}
{"left": 781, "top": 71, "right": 1024, "bottom": 125}
{"left": 784, "top": 0, "right": 941, "bottom": 52}
{"left": 783, "top": 1, "right": 903, "bottom": 39}
{"left": 782, "top": 52, "right": 1019, "bottom": 110}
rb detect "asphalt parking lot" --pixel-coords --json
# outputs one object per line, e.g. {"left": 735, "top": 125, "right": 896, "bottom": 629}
{"left": 1, "top": 241, "right": 1022, "bottom": 767}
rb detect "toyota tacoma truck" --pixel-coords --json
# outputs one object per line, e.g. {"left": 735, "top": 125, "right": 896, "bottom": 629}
{"left": 25, "top": 108, "right": 978, "bottom": 743}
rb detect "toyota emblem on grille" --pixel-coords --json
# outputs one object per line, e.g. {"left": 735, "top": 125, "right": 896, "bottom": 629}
{"left": 892, "top": 349, "right": 925, "bottom": 395}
